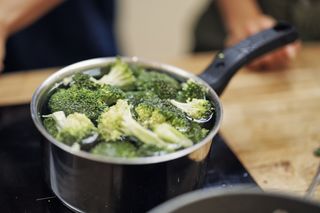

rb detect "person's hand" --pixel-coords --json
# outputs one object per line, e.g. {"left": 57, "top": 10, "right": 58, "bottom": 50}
{"left": 225, "top": 14, "right": 300, "bottom": 70}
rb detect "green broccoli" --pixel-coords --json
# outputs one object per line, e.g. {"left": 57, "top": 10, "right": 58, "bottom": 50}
{"left": 125, "top": 91, "right": 158, "bottom": 106}
{"left": 134, "top": 97, "right": 209, "bottom": 142}
{"left": 72, "top": 73, "right": 101, "bottom": 90}
{"left": 153, "top": 123, "right": 193, "bottom": 148}
{"left": 98, "top": 100, "right": 180, "bottom": 151}
{"left": 170, "top": 98, "right": 213, "bottom": 120}
{"left": 95, "top": 59, "right": 136, "bottom": 90}
{"left": 42, "top": 116, "right": 59, "bottom": 137}
{"left": 134, "top": 97, "right": 190, "bottom": 131}
{"left": 98, "top": 84, "right": 126, "bottom": 105}
{"left": 135, "top": 70, "right": 181, "bottom": 99}
{"left": 184, "top": 122, "right": 209, "bottom": 143}
{"left": 48, "top": 83, "right": 124, "bottom": 121}
{"left": 130, "top": 64, "right": 145, "bottom": 77}
{"left": 43, "top": 111, "right": 97, "bottom": 146}
{"left": 177, "top": 79, "right": 207, "bottom": 101}
{"left": 73, "top": 73, "right": 126, "bottom": 105}
{"left": 43, "top": 60, "right": 214, "bottom": 157}
{"left": 91, "top": 141, "right": 137, "bottom": 158}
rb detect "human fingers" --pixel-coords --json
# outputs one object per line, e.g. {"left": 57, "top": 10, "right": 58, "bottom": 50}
{"left": 247, "top": 43, "right": 300, "bottom": 70}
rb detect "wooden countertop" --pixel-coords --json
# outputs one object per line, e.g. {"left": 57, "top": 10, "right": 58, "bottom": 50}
{"left": 1, "top": 44, "right": 320, "bottom": 199}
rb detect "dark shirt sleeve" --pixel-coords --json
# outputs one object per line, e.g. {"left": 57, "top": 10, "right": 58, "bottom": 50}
{"left": 4, "top": 0, "right": 117, "bottom": 72}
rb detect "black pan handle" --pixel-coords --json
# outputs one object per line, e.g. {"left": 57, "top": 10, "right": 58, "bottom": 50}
{"left": 199, "top": 22, "right": 299, "bottom": 96}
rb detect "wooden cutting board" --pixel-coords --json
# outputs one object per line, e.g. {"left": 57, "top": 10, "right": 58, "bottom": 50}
{"left": 0, "top": 68, "right": 57, "bottom": 106}
{"left": 0, "top": 44, "right": 320, "bottom": 199}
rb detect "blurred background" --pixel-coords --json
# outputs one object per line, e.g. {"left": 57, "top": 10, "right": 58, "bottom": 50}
{"left": 116, "top": 0, "right": 209, "bottom": 60}
{"left": 4, "top": 0, "right": 318, "bottom": 72}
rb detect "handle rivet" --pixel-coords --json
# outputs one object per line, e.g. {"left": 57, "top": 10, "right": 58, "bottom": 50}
{"left": 218, "top": 53, "right": 224, "bottom": 59}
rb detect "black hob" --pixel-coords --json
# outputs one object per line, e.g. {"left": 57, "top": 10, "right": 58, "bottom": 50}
{"left": 0, "top": 104, "right": 256, "bottom": 213}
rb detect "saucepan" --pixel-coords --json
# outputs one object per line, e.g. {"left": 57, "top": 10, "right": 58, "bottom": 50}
{"left": 30, "top": 22, "right": 298, "bottom": 213}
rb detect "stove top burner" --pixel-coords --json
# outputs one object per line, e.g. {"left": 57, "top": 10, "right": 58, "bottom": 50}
{"left": 0, "top": 105, "right": 256, "bottom": 212}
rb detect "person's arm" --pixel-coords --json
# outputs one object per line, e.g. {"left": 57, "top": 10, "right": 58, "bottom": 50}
{"left": 217, "top": 0, "right": 300, "bottom": 70}
{"left": 0, "top": 0, "right": 63, "bottom": 70}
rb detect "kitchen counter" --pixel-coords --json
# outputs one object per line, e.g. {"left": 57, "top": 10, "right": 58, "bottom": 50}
{"left": 1, "top": 43, "right": 320, "bottom": 199}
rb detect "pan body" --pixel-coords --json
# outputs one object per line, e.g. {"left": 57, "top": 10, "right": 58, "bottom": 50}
{"left": 43, "top": 136, "right": 213, "bottom": 213}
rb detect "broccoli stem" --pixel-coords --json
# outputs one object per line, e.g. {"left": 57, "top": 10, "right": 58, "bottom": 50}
{"left": 170, "top": 99, "right": 213, "bottom": 120}
{"left": 98, "top": 100, "right": 180, "bottom": 151}
{"left": 153, "top": 123, "right": 193, "bottom": 148}
{"left": 43, "top": 111, "right": 67, "bottom": 130}
{"left": 122, "top": 102, "right": 180, "bottom": 151}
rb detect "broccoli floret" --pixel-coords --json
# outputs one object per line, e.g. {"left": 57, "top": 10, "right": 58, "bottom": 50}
{"left": 134, "top": 97, "right": 209, "bottom": 142}
{"left": 98, "top": 84, "right": 126, "bottom": 105}
{"left": 177, "top": 79, "right": 207, "bottom": 101}
{"left": 72, "top": 73, "right": 101, "bottom": 90}
{"left": 91, "top": 141, "right": 137, "bottom": 158}
{"left": 170, "top": 99, "right": 213, "bottom": 120}
{"left": 125, "top": 91, "right": 158, "bottom": 106}
{"left": 73, "top": 73, "right": 126, "bottom": 105}
{"left": 134, "top": 97, "right": 190, "bottom": 131}
{"left": 48, "top": 86, "right": 105, "bottom": 121}
{"left": 185, "top": 122, "right": 209, "bottom": 142}
{"left": 96, "top": 59, "right": 136, "bottom": 90}
{"left": 48, "top": 82, "right": 124, "bottom": 121}
{"left": 135, "top": 70, "right": 181, "bottom": 99}
{"left": 130, "top": 64, "right": 145, "bottom": 77}
{"left": 43, "top": 111, "right": 97, "bottom": 146}
{"left": 135, "top": 104, "right": 167, "bottom": 128}
{"left": 153, "top": 123, "right": 193, "bottom": 148}
{"left": 43, "top": 117, "right": 59, "bottom": 137}
{"left": 98, "top": 100, "right": 179, "bottom": 151}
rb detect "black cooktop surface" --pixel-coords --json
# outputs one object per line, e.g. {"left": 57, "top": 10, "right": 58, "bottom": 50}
{"left": 0, "top": 105, "right": 256, "bottom": 213}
